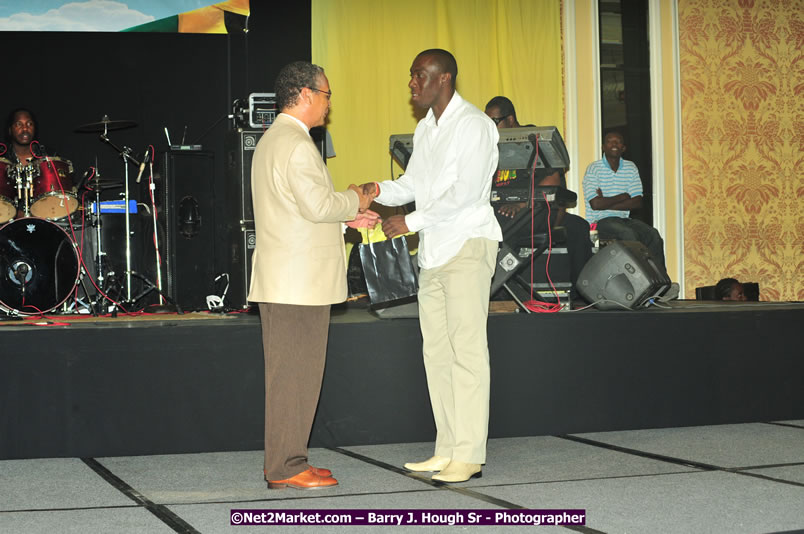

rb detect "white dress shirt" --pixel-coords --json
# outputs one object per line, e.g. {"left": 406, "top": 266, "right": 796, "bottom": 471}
{"left": 375, "top": 91, "right": 501, "bottom": 269}
{"left": 282, "top": 112, "right": 309, "bottom": 133}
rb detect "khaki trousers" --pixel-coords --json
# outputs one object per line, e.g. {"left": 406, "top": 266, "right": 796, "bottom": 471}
{"left": 417, "top": 237, "right": 498, "bottom": 464}
{"left": 259, "top": 302, "right": 330, "bottom": 480}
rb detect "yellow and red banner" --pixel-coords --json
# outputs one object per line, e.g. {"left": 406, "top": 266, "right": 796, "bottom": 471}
{"left": 0, "top": 1, "right": 249, "bottom": 34}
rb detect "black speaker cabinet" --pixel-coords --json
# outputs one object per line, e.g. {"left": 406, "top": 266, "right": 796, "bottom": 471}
{"left": 225, "top": 221, "right": 256, "bottom": 310}
{"left": 160, "top": 150, "right": 217, "bottom": 311}
{"left": 222, "top": 127, "right": 328, "bottom": 309}
{"left": 224, "top": 129, "right": 263, "bottom": 309}
{"left": 577, "top": 240, "right": 671, "bottom": 310}
{"left": 225, "top": 129, "right": 262, "bottom": 224}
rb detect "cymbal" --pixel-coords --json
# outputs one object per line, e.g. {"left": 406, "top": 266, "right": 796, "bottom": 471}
{"left": 75, "top": 116, "right": 137, "bottom": 133}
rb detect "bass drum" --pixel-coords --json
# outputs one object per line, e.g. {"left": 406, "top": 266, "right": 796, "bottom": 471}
{"left": 0, "top": 218, "right": 79, "bottom": 315}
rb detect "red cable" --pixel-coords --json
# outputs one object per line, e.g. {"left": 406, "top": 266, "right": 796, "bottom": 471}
{"left": 522, "top": 134, "right": 561, "bottom": 313}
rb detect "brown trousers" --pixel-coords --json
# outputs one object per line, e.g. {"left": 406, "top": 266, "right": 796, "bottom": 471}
{"left": 258, "top": 302, "right": 331, "bottom": 480}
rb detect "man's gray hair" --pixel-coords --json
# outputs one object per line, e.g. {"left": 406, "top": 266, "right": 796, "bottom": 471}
{"left": 275, "top": 61, "right": 326, "bottom": 111}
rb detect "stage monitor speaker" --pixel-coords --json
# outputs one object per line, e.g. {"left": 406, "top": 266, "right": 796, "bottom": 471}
{"left": 577, "top": 240, "right": 671, "bottom": 310}
{"left": 160, "top": 150, "right": 217, "bottom": 311}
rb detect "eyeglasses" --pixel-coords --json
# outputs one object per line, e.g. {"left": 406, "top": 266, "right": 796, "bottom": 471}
{"left": 307, "top": 87, "right": 332, "bottom": 100}
{"left": 489, "top": 115, "right": 509, "bottom": 126}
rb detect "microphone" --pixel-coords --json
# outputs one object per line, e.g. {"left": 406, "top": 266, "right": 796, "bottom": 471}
{"left": 136, "top": 148, "right": 151, "bottom": 183}
{"left": 76, "top": 169, "right": 92, "bottom": 191}
{"left": 13, "top": 262, "right": 30, "bottom": 286}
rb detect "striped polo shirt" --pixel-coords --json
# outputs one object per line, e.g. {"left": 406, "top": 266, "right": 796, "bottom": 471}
{"left": 582, "top": 157, "right": 643, "bottom": 223}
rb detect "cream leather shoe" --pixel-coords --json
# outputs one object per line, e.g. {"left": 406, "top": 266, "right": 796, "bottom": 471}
{"left": 403, "top": 455, "right": 450, "bottom": 472}
{"left": 432, "top": 460, "right": 482, "bottom": 483}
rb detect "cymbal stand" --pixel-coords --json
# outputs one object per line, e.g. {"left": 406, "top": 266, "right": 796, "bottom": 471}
{"left": 83, "top": 166, "right": 112, "bottom": 314}
{"left": 99, "top": 130, "right": 138, "bottom": 303}
{"left": 91, "top": 168, "right": 107, "bottom": 294}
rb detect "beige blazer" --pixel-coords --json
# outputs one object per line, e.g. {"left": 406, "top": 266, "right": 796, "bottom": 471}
{"left": 247, "top": 114, "right": 359, "bottom": 305}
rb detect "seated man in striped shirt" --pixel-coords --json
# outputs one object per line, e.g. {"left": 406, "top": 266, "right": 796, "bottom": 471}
{"left": 582, "top": 131, "right": 667, "bottom": 274}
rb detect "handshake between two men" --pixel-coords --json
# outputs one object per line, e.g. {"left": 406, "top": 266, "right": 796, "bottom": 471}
{"left": 344, "top": 182, "right": 409, "bottom": 238}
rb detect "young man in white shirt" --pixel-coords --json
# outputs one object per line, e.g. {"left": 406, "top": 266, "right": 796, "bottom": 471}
{"left": 362, "top": 49, "right": 501, "bottom": 483}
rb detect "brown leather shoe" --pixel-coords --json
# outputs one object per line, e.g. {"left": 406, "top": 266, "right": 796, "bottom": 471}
{"left": 310, "top": 466, "right": 332, "bottom": 477}
{"left": 267, "top": 468, "right": 338, "bottom": 490}
{"left": 264, "top": 466, "right": 332, "bottom": 480}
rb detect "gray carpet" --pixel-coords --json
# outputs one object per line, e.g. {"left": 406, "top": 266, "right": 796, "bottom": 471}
{"left": 1, "top": 421, "right": 802, "bottom": 533}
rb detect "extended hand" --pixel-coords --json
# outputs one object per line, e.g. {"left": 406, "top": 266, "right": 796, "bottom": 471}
{"left": 359, "top": 182, "right": 379, "bottom": 197}
{"left": 349, "top": 184, "right": 374, "bottom": 213}
{"left": 382, "top": 214, "right": 409, "bottom": 238}
{"left": 345, "top": 209, "right": 381, "bottom": 229}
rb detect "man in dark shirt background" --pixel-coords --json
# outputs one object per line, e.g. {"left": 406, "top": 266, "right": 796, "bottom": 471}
{"left": 484, "top": 96, "right": 592, "bottom": 299}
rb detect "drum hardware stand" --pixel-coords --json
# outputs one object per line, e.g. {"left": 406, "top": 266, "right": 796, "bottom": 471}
{"left": 90, "top": 166, "right": 107, "bottom": 293}
{"left": 66, "top": 265, "right": 99, "bottom": 316}
{"left": 98, "top": 130, "right": 139, "bottom": 305}
{"left": 84, "top": 172, "right": 126, "bottom": 315}
{"left": 11, "top": 162, "right": 36, "bottom": 217}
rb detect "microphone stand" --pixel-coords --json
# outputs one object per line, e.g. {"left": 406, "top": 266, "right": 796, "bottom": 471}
{"left": 130, "top": 271, "right": 182, "bottom": 314}
{"left": 99, "top": 130, "right": 139, "bottom": 304}
{"left": 141, "top": 154, "right": 178, "bottom": 313}
{"left": 147, "top": 156, "right": 165, "bottom": 305}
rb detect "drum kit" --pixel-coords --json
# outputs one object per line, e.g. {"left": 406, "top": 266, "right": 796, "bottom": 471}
{"left": 0, "top": 116, "right": 168, "bottom": 317}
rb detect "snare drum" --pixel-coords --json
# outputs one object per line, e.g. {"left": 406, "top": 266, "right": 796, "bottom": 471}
{"left": 30, "top": 157, "right": 78, "bottom": 220}
{"left": 0, "top": 158, "right": 16, "bottom": 222}
{"left": 0, "top": 217, "right": 79, "bottom": 315}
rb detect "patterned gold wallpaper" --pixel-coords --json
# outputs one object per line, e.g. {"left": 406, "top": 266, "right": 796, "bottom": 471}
{"left": 679, "top": 0, "right": 803, "bottom": 300}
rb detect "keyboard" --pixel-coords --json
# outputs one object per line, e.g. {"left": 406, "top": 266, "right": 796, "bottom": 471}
{"left": 491, "top": 184, "right": 577, "bottom": 207}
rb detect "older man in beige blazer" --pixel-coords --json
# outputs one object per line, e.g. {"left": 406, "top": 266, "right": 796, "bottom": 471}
{"left": 249, "top": 61, "right": 374, "bottom": 490}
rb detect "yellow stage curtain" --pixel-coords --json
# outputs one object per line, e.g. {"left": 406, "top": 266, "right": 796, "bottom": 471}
{"left": 311, "top": 0, "right": 564, "bottom": 193}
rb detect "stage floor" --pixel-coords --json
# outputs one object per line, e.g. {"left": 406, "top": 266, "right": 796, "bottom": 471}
{"left": 2, "top": 297, "right": 800, "bottom": 327}
{"left": 2, "top": 300, "right": 802, "bottom": 460}
{"left": 2, "top": 421, "right": 803, "bottom": 533}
